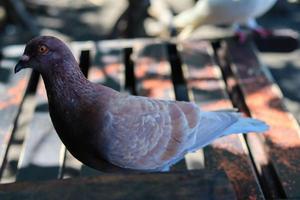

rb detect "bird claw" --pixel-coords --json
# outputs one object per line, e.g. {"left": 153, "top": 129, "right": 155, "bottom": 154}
{"left": 234, "top": 28, "right": 273, "bottom": 43}
{"left": 253, "top": 28, "right": 273, "bottom": 38}
{"left": 234, "top": 31, "right": 248, "bottom": 43}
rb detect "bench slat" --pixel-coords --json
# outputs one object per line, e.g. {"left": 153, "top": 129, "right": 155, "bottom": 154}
{"left": 180, "top": 41, "right": 264, "bottom": 199}
{"left": 16, "top": 79, "right": 64, "bottom": 181}
{"left": 134, "top": 42, "right": 175, "bottom": 99}
{"left": 0, "top": 45, "right": 31, "bottom": 180}
{"left": 0, "top": 170, "right": 236, "bottom": 200}
{"left": 224, "top": 39, "right": 300, "bottom": 199}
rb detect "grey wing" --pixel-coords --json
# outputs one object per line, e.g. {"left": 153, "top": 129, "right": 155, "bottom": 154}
{"left": 101, "top": 94, "right": 201, "bottom": 171}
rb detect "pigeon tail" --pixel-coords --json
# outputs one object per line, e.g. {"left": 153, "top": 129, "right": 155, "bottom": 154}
{"left": 187, "top": 112, "right": 268, "bottom": 153}
{"left": 222, "top": 116, "right": 269, "bottom": 136}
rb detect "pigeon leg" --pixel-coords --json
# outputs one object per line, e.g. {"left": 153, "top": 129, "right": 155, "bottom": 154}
{"left": 233, "top": 24, "right": 248, "bottom": 43}
{"left": 246, "top": 18, "right": 273, "bottom": 38}
{"left": 178, "top": 24, "right": 196, "bottom": 40}
{"left": 147, "top": 0, "right": 175, "bottom": 38}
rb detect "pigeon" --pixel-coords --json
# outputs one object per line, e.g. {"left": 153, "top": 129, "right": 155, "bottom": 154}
{"left": 172, "top": 0, "right": 277, "bottom": 39}
{"left": 14, "top": 36, "right": 269, "bottom": 172}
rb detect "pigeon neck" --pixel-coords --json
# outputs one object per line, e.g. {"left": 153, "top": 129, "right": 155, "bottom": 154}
{"left": 41, "top": 62, "right": 92, "bottom": 104}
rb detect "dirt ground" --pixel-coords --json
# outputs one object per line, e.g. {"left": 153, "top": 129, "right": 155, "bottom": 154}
{"left": 1, "top": 0, "right": 300, "bottom": 122}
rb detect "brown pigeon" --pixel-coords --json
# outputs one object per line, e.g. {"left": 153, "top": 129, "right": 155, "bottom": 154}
{"left": 15, "top": 36, "right": 268, "bottom": 172}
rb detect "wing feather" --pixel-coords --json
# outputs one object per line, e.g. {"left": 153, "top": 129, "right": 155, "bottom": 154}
{"left": 101, "top": 94, "right": 248, "bottom": 171}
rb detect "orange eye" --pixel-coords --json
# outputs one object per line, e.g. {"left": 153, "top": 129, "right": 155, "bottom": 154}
{"left": 38, "top": 45, "right": 49, "bottom": 54}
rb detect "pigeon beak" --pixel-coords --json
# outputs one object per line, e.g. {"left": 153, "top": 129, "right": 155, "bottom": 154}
{"left": 15, "top": 55, "right": 30, "bottom": 73}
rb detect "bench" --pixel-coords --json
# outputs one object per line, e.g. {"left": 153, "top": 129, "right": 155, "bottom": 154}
{"left": 0, "top": 38, "right": 299, "bottom": 199}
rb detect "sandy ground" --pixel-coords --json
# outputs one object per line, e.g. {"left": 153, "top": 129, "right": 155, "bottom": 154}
{"left": 0, "top": 0, "right": 299, "bottom": 122}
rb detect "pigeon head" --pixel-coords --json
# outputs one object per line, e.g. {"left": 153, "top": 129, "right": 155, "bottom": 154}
{"left": 15, "top": 36, "right": 75, "bottom": 74}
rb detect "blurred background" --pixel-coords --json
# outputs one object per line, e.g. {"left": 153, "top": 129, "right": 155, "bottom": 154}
{"left": 0, "top": 0, "right": 300, "bottom": 122}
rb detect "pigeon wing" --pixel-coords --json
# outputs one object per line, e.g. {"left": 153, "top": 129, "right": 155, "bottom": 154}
{"left": 101, "top": 94, "right": 200, "bottom": 170}
{"left": 101, "top": 94, "right": 244, "bottom": 171}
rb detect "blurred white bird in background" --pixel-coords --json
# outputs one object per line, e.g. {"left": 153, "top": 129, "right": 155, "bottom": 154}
{"left": 148, "top": 0, "right": 277, "bottom": 40}
{"left": 174, "top": 0, "right": 277, "bottom": 39}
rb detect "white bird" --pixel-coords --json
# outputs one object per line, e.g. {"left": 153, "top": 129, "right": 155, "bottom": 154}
{"left": 172, "top": 0, "right": 277, "bottom": 39}
{"left": 15, "top": 36, "right": 269, "bottom": 172}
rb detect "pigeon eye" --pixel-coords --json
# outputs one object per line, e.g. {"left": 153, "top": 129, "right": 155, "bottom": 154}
{"left": 38, "top": 45, "right": 49, "bottom": 54}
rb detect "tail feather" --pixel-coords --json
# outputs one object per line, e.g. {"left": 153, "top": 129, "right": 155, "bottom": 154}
{"left": 166, "top": 111, "right": 269, "bottom": 169}
{"left": 187, "top": 111, "right": 269, "bottom": 152}
{"left": 222, "top": 117, "right": 269, "bottom": 136}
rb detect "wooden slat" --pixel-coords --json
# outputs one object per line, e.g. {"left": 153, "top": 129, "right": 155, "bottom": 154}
{"left": 179, "top": 41, "right": 264, "bottom": 199}
{"left": 79, "top": 41, "right": 126, "bottom": 176}
{"left": 0, "top": 170, "right": 236, "bottom": 200}
{"left": 16, "top": 78, "right": 64, "bottom": 181}
{"left": 0, "top": 45, "right": 31, "bottom": 179}
{"left": 133, "top": 42, "right": 175, "bottom": 99}
{"left": 92, "top": 41, "right": 125, "bottom": 91}
{"left": 224, "top": 39, "right": 300, "bottom": 199}
{"left": 124, "top": 47, "right": 136, "bottom": 94}
{"left": 0, "top": 71, "right": 39, "bottom": 183}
